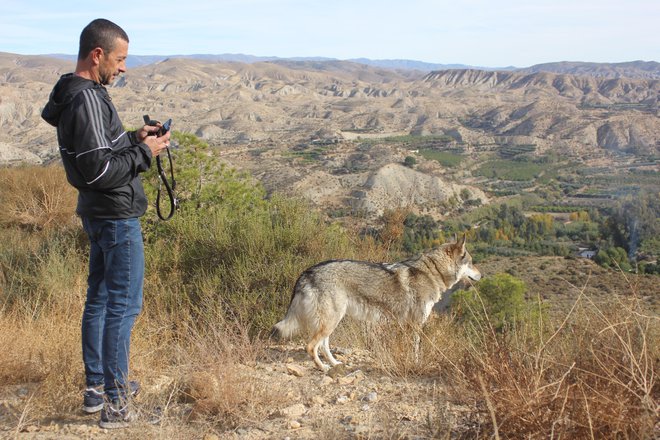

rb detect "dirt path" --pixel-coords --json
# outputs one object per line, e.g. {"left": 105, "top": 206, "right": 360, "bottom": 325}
{"left": 0, "top": 344, "right": 477, "bottom": 439}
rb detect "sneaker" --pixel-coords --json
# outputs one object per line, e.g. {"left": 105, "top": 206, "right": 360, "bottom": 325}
{"left": 99, "top": 401, "right": 137, "bottom": 429}
{"left": 82, "top": 381, "right": 140, "bottom": 414}
{"left": 82, "top": 385, "right": 104, "bottom": 414}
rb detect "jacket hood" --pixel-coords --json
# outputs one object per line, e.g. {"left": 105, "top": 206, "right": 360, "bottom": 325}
{"left": 41, "top": 74, "right": 100, "bottom": 126}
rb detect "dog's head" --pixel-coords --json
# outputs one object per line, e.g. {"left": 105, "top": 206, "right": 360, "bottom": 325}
{"left": 449, "top": 234, "right": 481, "bottom": 282}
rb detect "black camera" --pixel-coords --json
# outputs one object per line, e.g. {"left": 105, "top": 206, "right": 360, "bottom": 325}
{"left": 143, "top": 114, "right": 172, "bottom": 137}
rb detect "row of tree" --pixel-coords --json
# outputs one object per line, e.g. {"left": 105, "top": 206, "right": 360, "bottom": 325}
{"left": 380, "top": 192, "right": 659, "bottom": 274}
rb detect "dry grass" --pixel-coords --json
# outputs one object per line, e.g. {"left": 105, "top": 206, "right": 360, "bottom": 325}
{"left": 0, "top": 166, "right": 77, "bottom": 232}
{"left": 336, "top": 275, "right": 658, "bottom": 439}
{"left": 0, "top": 300, "right": 284, "bottom": 432}
{"left": 444, "top": 281, "right": 659, "bottom": 439}
{"left": 0, "top": 165, "right": 657, "bottom": 438}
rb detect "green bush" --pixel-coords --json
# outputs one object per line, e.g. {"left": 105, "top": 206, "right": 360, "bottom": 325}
{"left": 451, "top": 273, "right": 543, "bottom": 334}
{"left": 594, "top": 246, "right": 632, "bottom": 271}
{"left": 0, "top": 133, "right": 390, "bottom": 336}
{"left": 138, "top": 132, "right": 388, "bottom": 335}
{"left": 403, "top": 155, "right": 416, "bottom": 168}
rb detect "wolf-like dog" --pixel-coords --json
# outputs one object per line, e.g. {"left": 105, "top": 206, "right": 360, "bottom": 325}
{"left": 271, "top": 234, "right": 481, "bottom": 371}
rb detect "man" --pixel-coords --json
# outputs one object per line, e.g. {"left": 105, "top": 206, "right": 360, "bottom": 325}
{"left": 41, "top": 18, "right": 170, "bottom": 429}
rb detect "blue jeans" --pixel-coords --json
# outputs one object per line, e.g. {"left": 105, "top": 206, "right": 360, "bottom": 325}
{"left": 81, "top": 217, "right": 144, "bottom": 401}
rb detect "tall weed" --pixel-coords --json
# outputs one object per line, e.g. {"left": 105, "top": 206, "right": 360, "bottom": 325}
{"left": 447, "top": 285, "right": 658, "bottom": 438}
{"left": 0, "top": 165, "right": 77, "bottom": 231}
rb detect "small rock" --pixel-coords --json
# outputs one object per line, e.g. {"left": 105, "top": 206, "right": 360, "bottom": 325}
{"left": 364, "top": 391, "right": 378, "bottom": 402}
{"left": 311, "top": 395, "right": 324, "bottom": 405}
{"left": 336, "top": 395, "right": 350, "bottom": 405}
{"left": 43, "top": 424, "right": 60, "bottom": 432}
{"left": 286, "top": 364, "right": 305, "bottom": 377}
{"left": 326, "top": 364, "right": 347, "bottom": 378}
{"left": 279, "top": 403, "right": 307, "bottom": 418}
{"left": 361, "top": 404, "right": 370, "bottom": 411}
{"left": 203, "top": 434, "right": 220, "bottom": 440}
{"left": 338, "top": 375, "right": 355, "bottom": 385}
{"left": 320, "top": 376, "right": 334, "bottom": 387}
{"left": 288, "top": 420, "right": 301, "bottom": 429}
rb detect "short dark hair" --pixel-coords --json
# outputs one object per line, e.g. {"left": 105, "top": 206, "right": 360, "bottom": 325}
{"left": 78, "top": 18, "right": 129, "bottom": 60}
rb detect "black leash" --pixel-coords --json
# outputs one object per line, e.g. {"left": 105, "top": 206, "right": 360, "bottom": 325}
{"left": 156, "top": 146, "right": 177, "bottom": 220}
{"left": 143, "top": 115, "right": 177, "bottom": 220}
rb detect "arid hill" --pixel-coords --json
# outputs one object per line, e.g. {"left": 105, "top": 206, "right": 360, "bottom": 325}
{"left": 0, "top": 52, "right": 658, "bottom": 218}
{"left": 1, "top": 52, "right": 657, "bottom": 160}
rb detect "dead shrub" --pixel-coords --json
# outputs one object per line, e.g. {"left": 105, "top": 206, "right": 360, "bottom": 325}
{"left": 449, "top": 286, "right": 658, "bottom": 439}
{"left": 0, "top": 166, "right": 77, "bottom": 232}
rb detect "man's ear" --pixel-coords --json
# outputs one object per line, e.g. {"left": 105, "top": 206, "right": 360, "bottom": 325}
{"left": 90, "top": 47, "right": 103, "bottom": 65}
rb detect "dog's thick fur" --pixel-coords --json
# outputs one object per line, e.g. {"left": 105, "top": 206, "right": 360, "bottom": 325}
{"left": 271, "top": 235, "right": 481, "bottom": 371}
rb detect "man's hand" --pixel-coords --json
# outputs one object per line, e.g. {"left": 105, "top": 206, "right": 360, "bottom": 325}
{"left": 139, "top": 123, "right": 171, "bottom": 157}
{"left": 144, "top": 132, "right": 170, "bottom": 158}
{"left": 136, "top": 123, "right": 161, "bottom": 142}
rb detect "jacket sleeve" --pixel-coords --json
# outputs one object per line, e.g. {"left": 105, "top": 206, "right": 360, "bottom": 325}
{"left": 71, "top": 89, "right": 152, "bottom": 190}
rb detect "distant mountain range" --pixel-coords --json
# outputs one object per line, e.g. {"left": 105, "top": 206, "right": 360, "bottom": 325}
{"left": 45, "top": 53, "right": 501, "bottom": 70}
{"left": 43, "top": 53, "right": 659, "bottom": 79}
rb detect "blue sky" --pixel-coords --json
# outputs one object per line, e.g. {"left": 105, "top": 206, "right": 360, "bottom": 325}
{"left": 1, "top": 0, "right": 657, "bottom": 67}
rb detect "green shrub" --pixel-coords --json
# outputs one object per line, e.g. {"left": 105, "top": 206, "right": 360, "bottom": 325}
{"left": 138, "top": 132, "right": 389, "bottom": 335}
{"left": 403, "top": 155, "right": 416, "bottom": 168}
{"left": 451, "top": 273, "right": 543, "bottom": 334}
{"left": 594, "top": 246, "right": 632, "bottom": 271}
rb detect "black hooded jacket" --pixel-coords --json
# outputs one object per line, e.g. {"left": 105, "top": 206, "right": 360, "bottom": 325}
{"left": 42, "top": 74, "right": 152, "bottom": 219}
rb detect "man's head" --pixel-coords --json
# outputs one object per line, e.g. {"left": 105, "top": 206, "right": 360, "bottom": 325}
{"left": 77, "top": 19, "right": 129, "bottom": 85}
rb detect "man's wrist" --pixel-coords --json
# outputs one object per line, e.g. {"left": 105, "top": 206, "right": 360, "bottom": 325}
{"left": 129, "top": 130, "right": 141, "bottom": 144}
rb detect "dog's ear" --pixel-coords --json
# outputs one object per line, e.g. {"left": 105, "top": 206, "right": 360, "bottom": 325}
{"left": 458, "top": 233, "right": 466, "bottom": 253}
{"left": 449, "top": 233, "right": 466, "bottom": 254}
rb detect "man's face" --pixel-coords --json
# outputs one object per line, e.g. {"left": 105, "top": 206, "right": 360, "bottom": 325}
{"left": 98, "top": 38, "right": 128, "bottom": 85}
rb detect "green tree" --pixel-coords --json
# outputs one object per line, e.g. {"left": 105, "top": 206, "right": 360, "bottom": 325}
{"left": 452, "top": 273, "right": 536, "bottom": 333}
{"left": 594, "top": 247, "right": 632, "bottom": 271}
{"left": 403, "top": 156, "right": 417, "bottom": 168}
{"left": 603, "top": 192, "right": 660, "bottom": 259}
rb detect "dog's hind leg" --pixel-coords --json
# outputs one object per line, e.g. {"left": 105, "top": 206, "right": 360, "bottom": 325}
{"left": 321, "top": 337, "right": 341, "bottom": 367}
{"left": 306, "top": 326, "right": 331, "bottom": 371}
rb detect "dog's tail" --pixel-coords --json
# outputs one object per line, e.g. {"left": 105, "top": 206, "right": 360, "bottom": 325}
{"left": 270, "top": 293, "right": 304, "bottom": 340}
{"left": 269, "top": 275, "right": 313, "bottom": 341}
{"left": 270, "top": 315, "right": 299, "bottom": 341}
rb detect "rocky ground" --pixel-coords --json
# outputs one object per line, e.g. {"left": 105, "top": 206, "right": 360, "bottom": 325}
{"left": 0, "top": 342, "right": 479, "bottom": 440}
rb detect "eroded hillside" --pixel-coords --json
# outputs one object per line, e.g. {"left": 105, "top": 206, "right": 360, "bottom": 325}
{"left": 0, "top": 53, "right": 658, "bottom": 219}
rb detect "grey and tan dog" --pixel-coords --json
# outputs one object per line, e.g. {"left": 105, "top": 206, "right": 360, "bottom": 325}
{"left": 271, "top": 234, "right": 481, "bottom": 371}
